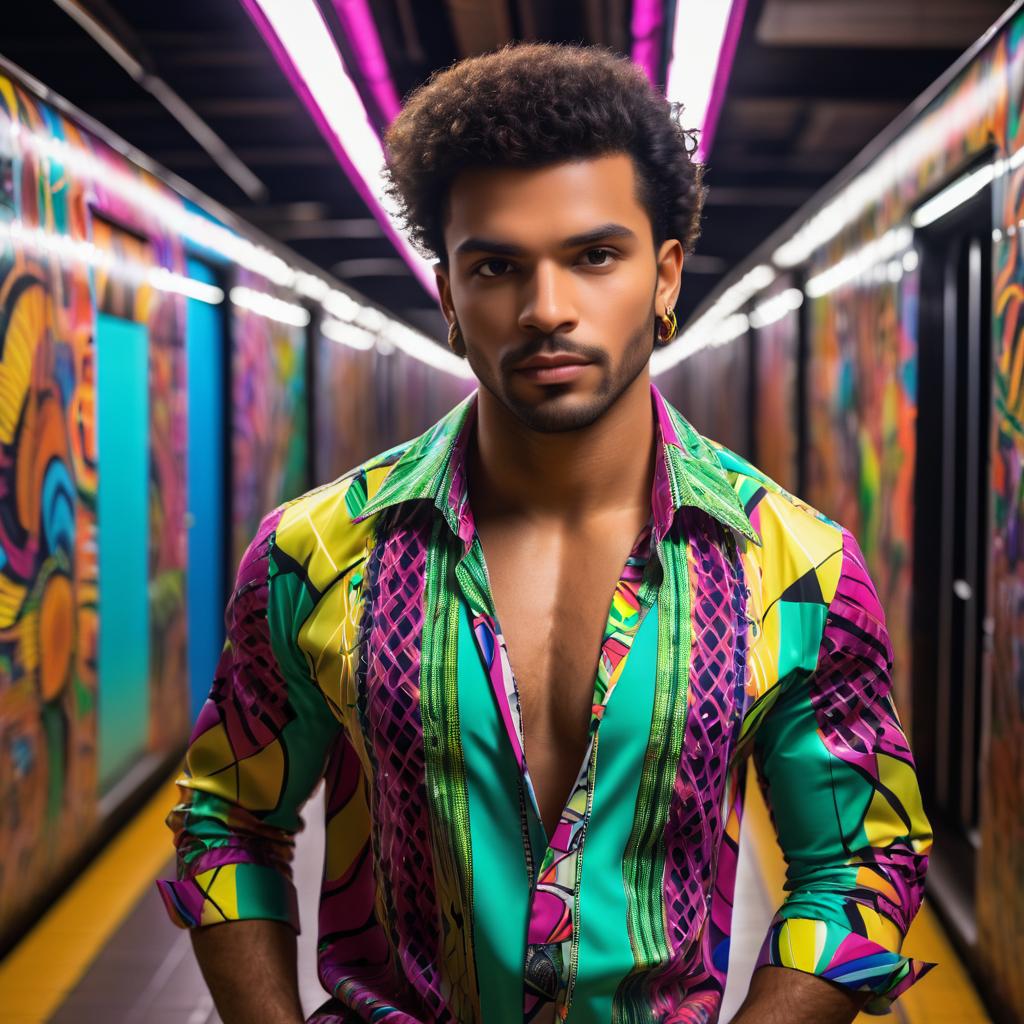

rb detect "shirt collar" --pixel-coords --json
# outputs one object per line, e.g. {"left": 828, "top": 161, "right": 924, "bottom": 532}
{"left": 353, "top": 383, "right": 761, "bottom": 548}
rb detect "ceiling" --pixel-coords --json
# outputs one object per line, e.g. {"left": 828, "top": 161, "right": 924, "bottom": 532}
{"left": 2, "top": 0, "right": 1010, "bottom": 340}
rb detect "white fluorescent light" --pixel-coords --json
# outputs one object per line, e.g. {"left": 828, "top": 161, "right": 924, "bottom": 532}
{"left": 229, "top": 286, "right": 310, "bottom": 326}
{"left": 715, "top": 263, "right": 776, "bottom": 316}
{"left": 321, "top": 316, "right": 376, "bottom": 350}
{"left": 911, "top": 162, "right": 997, "bottom": 229}
{"left": 749, "top": 288, "right": 803, "bottom": 330}
{"left": 323, "top": 289, "right": 360, "bottom": 321}
{"left": 666, "top": 0, "right": 742, "bottom": 162}
{"left": 382, "top": 322, "right": 476, "bottom": 380}
{"left": 711, "top": 312, "right": 749, "bottom": 346}
{"left": 0, "top": 219, "right": 222, "bottom": 303}
{"left": 804, "top": 226, "right": 913, "bottom": 298}
{"left": 247, "top": 0, "right": 437, "bottom": 296}
{"left": 148, "top": 267, "right": 224, "bottom": 304}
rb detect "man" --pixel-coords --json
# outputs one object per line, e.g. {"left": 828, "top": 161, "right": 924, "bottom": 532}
{"left": 157, "top": 42, "right": 933, "bottom": 1024}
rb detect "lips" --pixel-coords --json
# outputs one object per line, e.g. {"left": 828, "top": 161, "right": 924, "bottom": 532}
{"left": 512, "top": 354, "right": 593, "bottom": 384}
{"left": 512, "top": 354, "right": 592, "bottom": 371}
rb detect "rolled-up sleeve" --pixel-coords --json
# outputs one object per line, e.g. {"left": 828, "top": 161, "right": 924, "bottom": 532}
{"left": 752, "top": 526, "right": 935, "bottom": 1013}
{"left": 155, "top": 505, "right": 341, "bottom": 933}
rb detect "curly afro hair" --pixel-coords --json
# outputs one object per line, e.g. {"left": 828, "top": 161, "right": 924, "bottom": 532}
{"left": 382, "top": 41, "right": 707, "bottom": 269}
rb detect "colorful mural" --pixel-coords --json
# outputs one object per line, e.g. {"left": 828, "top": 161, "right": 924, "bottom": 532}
{"left": 804, "top": 269, "right": 919, "bottom": 715}
{"left": 980, "top": 15, "right": 1024, "bottom": 1019}
{"left": 753, "top": 291, "right": 800, "bottom": 492}
{"left": 230, "top": 288, "right": 309, "bottom": 566}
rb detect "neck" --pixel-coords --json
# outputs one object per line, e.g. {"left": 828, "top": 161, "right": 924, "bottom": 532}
{"left": 468, "top": 371, "right": 657, "bottom": 523}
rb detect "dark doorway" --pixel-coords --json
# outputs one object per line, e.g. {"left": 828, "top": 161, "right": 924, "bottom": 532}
{"left": 911, "top": 167, "right": 994, "bottom": 929}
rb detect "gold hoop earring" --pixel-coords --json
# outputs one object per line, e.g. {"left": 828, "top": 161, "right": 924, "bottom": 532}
{"left": 657, "top": 305, "right": 678, "bottom": 344}
{"left": 447, "top": 320, "right": 466, "bottom": 357}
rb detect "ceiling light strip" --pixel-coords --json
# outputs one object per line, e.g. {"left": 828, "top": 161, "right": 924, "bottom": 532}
{"left": 330, "top": 0, "right": 403, "bottom": 124}
{"left": 631, "top": 0, "right": 667, "bottom": 86}
{"left": 241, "top": 0, "right": 437, "bottom": 297}
{"left": 0, "top": 218, "right": 224, "bottom": 303}
{"left": 229, "top": 286, "right": 310, "bottom": 326}
{"left": 666, "top": 0, "right": 746, "bottom": 162}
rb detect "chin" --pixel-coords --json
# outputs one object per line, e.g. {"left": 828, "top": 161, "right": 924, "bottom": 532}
{"left": 499, "top": 382, "right": 616, "bottom": 434}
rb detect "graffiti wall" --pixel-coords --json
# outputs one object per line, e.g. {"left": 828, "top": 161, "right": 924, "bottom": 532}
{"left": 804, "top": 267, "right": 919, "bottom": 715}
{"left": 0, "top": 73, "right": 195, "bottom": 936}
{"left": 230, "top": 288, "right": 309, "bottom": 566}
{"left": 981, "top": 15, "right": 1024, "bottom": 1017}
{"left": 753, "top": 294, "right": 800, "bottom": 492}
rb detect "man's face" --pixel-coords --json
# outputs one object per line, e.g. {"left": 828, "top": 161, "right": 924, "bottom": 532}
{"left": 436, "top": 153, "right": 683, "bottom": 433}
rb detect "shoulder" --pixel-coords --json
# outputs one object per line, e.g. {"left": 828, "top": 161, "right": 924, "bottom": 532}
{"left": 253, "top": 439, "right": 415, "bottom": 592}
{"left": 703, "top": 438, "right": 851, "bottom": 610}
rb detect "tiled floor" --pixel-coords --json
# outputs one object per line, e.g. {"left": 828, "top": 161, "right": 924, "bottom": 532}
{"left": 47, "top": 784, "right": 780, "bottom": 1023}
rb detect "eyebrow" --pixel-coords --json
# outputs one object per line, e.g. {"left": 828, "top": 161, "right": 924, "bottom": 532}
{"left": 453, "top": 222, "right": 637, "bottom": 257}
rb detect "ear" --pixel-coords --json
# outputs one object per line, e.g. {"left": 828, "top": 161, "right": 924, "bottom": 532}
{"left": 655, "top": 238, "right": 684, "bottom": 313}
{"left": 435, "top": 263, "right": 455, "bottom": 324}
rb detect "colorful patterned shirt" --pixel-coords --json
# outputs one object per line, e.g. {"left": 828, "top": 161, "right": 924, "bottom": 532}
{"left": 157, "top": 383, "right": 934, "bottom": 1023}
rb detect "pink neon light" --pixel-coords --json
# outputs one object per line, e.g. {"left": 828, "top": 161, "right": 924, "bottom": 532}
{"left": 631, "top": 0, "right": 666, "bottom": 86}
{"left": 331, "top": 0, "right": 402, "bottom": 124}
{"left": 697, "top": 0, "right": 747, "bottom": 162}
{"left": 240, "top": 0, "right": 436, "bottom": 297}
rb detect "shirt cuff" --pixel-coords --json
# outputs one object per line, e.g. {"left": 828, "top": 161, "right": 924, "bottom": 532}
{"left": 155, "top": 862, "right": 300, "bottom": 933}
{"left": 755, "top": 916, "right": 936, "bottom": 1013}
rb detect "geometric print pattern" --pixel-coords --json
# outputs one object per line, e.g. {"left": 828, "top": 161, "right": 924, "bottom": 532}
{"left": 753, "top": 527, "right": 935, "bottom": 1011}
{"left": 157, "top": 383, "right": 934, "bottom": 1022}
{"left": 646, "top": 507, "right": 750, "bottom": 1023}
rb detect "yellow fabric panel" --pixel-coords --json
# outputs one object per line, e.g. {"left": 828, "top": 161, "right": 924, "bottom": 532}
{"left": 738, "top": 490, "right": 843, "bottom": 705}
{"left": 877, "top": 751, "right": 931, "bottom": 832}
{"left": 752, "top": 490, "right": 843, "bottom": 608}
{"left": 299, "top": 576, "right": 358, "bottom": 718}
{"left": 364, "top": 463, "right": 394, "bottom": 503}
{"left": 864, "top": 784, "right": 911, "bottom": 849}
{"left": 865, "top": 753, "right": 932, "bottom": 852}
{"left": 779, "top": 917, "right": 828, "bottom": 971}
{"left": 236, "top": 739, "right": 286, "bottom": 810}
{"left": 186, "top": 720, "right": 235, "bottom": 779}
{"left": 197, "top": 864, "right": 238, "bottom": 923}
{"left": 276, "top": 481, "right": 373, "bottom": 594}
{"left": 325, "top": 782, "right": 372, "bottom": 882}
{"left": 854, "top": 902, "right": 904, "bottom": 950}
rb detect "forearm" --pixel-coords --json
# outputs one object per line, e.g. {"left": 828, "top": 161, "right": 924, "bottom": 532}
{"left": 730, "top": 965, "right": 871, "bottom": 1024}
{"left": 190, "top": 918, "right": 305, "bottom": 1024}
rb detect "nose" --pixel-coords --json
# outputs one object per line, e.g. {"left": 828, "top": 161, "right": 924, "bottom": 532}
{"left": 516, "top": 260, "right": 579, "bottom": 336}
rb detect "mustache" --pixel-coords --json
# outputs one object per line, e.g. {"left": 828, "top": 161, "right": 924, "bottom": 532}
{"left": 500, "top": 335, "right": 609, "bottom": 372}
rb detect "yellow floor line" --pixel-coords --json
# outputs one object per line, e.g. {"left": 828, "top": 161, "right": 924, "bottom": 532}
{"left": 0, "top": 770, "right": 183, "bottom": 1023}
{"left": 743, "top": 764, "right": 993, "bottom": 1023}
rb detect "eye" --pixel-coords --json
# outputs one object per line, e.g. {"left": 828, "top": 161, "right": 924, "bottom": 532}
{"left": 475, "top": 258, "right": 513, "bottom": 278}
{"left": 582, "top": 247, "right": 616, "bottom": 266}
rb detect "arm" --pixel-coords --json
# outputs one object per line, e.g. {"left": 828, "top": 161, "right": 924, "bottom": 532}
{"left": 155, "top": 507, "right": 341, "bottom": 1021}
{"left": 190, "top": 920, "right": 304, "bottom": 1024}
{"left": 731, "top": 962, "right": 870, "bottom": 1024}
{"left": 744, "top": 527, "right": 935, "bottom": 1020}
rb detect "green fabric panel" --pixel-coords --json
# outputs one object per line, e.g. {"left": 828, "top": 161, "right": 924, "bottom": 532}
{"left": 458, "top": 596, "right": 533, "bottom": 1024}
{"left": 571, "top": 602, "right": 659, "bottom": 1022}
{"left": 754, "top": 676, "right": 874, "bottom": 930}
{"left": 233, "top": 861, "right": 299, "bottom": 925}
{"left": 264, "top": 552, "right": 344, "bottom": 832}
{"left": 775, "top": 600, "right": 828, "bottom": 684}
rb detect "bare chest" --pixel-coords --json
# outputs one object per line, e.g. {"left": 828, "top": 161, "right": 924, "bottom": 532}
{"left": 478, "top": 523, "right": 643, "bottom": 835}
